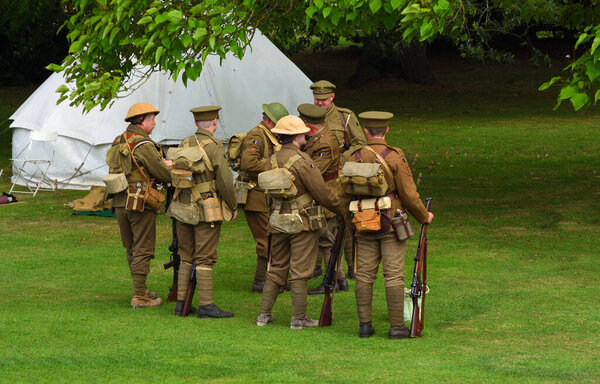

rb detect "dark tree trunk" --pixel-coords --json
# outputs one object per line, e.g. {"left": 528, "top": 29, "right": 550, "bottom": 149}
{"left": 348, "top": 36, "right": 437, "bottom": 88}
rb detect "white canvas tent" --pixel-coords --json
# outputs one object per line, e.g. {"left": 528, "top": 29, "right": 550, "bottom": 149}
{"left": 10, "top": 30, "right": 313, "bottom": 190}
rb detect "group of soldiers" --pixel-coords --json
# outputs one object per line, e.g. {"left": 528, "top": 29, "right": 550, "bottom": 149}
{"left": 108, "top": 80, "right": 434, "bottom": 339}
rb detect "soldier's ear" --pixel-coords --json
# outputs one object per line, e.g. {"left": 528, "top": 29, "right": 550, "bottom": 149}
{"left": 385, "top": 127, "right": 389, "bottom": 135}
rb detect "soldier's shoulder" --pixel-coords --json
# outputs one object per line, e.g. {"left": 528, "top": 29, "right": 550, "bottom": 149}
{"left": 337, "top": 107, "right": 356, "bottom": 116}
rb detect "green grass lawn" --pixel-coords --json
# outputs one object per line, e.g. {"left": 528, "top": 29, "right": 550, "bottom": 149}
{"left": 1, "top": 58, "right": 599, "bottom": 383}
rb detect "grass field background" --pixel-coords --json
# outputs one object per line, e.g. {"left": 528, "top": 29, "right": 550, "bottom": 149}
{"left": 0, "top": 55, "right": 599, "bottom": 383}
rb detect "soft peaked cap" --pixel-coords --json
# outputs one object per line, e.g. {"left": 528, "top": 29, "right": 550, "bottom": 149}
{"left": 358, "top": 111, "right": 394, "bottom": 128}
{"left": 190, "top": 106, "right": 221, "bottom": 121}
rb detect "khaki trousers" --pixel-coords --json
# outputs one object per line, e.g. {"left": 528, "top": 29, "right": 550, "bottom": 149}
{"left": 115, "top": 207, "right": 157, "bottom": 275}
{"left": 176, "top": 221, "right": 221, "bottom": 267}
{"left": 355, "top": 232, "right": 406, "bottom": 287}
{"left": 267, "top": 231, "right": 318, "bottom": 286}
{"left": 244, "top": 210, "right": 269, "bottom": 260}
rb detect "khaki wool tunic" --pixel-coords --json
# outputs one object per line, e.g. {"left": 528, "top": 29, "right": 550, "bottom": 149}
{"left": 175, "top": 128, "right": 236, "bottom": 267}
{"left": 302, "top": 125, "right": 341, "bottom": 219}
{"left": 264, "top": 144, "right": 341, "bottom": 285}
{"left": 109, "top": 124, "right": 171, "bottom": 276}
{"left": 324, "top": 103, "right": 367, "bottom": 159}
{"left": 239, "top": 122, "right": 280, "bottom": 212}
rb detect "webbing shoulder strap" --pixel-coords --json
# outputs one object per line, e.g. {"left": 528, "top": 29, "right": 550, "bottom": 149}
{"left": 364, "top": 146, "right": 393, "bottom": 177}
{"left": 339, "top": 110, "right": 351, "bottom": 145}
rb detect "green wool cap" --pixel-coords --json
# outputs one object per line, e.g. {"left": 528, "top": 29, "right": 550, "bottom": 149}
{"left": 358, "top": 111, "right": 394, "bottom": 128}
{"left": 297, "top": 103, "right": 327, "bottom": 124}
{"left": 310, "top": 80, "right": 336, "bottom": 100}
{"left": 190, "top": 106, "right": 221, "bottom": 121}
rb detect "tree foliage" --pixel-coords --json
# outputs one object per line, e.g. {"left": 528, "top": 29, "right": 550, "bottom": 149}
{"left": 50, "top": 0, "right": 600, "bottom": 111}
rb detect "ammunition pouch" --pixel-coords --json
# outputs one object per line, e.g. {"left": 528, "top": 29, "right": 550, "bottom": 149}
{"left": 269, "top": 200, "right": 303, "bottom": 234}
{"left": 305, "top": 205, "right": 326, "bottom": 231}
{"left": 167, "top": 199, "right": 201, "bottom": 225}
{"left": 235, "top": 179, "right": 256, "bottom": 206}
{"left": 103, "top": 173, "right": 128, "bottom": 194}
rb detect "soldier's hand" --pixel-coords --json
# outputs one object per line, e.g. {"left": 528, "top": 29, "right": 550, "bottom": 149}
{"left": 163, "top": 159, "right": 173, "bottom": 167}
{"left": 231, "top": 209, "right": 238, "bottom": 220}
{"left": 426, "top": 212, "right": 434, "bottom": 224}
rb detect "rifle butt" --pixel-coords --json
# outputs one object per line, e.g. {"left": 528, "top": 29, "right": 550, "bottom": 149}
{"left": 182, "top": 281, "right": 196, "bottom": 317}
{"left": 409, "top": 300, "right": 422, "bottom": 338}
{"left": 166, "top": 282, "right": 178, "bottom": 303}
{"left": 318, "top": 291, "right": 333, "bottom": 327}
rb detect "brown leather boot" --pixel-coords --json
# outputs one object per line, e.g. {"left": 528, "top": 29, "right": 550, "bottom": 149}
{"left": 131, "top": 294, "right": 163, "bottom": 308}
{"left": 389, "top": 325, "right": 410, "bottom": 339}
{"left": 290, "top": 314, "right": 318, "bottom": 330}
{"left": 197, "top": 303, "right": 234, "bottom": 318}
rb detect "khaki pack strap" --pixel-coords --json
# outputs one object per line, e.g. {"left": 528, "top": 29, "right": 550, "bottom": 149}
{"left": 124, "top": 133, "right": 152, "bottom": 184}
{"left": 194, "top": 180, "right": 216, "bottom": 194}
{"left": 194, "top": 135, "right": 214, "bottom": 172}
{"left": 295, "top": 193, "right": 312, "bottom": 208}
{"left": 364, "top": 146, "right": 393, "bottom": 177}
{"left": 283, "top": 153, "right": 302, "bottom": 170}
{"left": 270, "top": 154, "right": 279, "bottom": 170}
{"left": 339, "top": 111, "right": 351, "bottom": 146}
{"left": 260, "top": 125, "right": 282, "bottom": 153}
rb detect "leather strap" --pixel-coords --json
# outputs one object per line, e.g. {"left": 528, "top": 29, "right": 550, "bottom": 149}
{"left": 322, "top": 171, "right": 338, "bottom": 182}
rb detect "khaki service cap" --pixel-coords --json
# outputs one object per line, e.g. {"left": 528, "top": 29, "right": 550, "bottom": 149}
{"left": 262, "top": 102, "right": 289, "bottom": 123}
{"left": 190, "top": 106, "right": 221, "bottom": 121}
{"left": 297, "top": 103, "right": 327, "bottom": 124}
{"left": 358, "top": 111, "right": 394, "bottom": 128}
{"left": 124, "top": 102, "right": 160, "bottom": 122}
{"left": 271, "top": 115, "right": 310, "bottom": 135}
{"left": 310, "top": 80, "right": 336, "bottom": 100}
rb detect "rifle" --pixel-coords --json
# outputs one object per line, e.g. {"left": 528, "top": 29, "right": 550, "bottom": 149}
{"left": 163, "top": 186, "right": 179, "bottom": 302}
{"left": 318, "top": 218, "right": 346, "bottom": 327}
{"left": 410, "top": 197, "right": 432, "bottom": 338}
{"left": 181, "top": 266, "right": 197, "bottom": 316}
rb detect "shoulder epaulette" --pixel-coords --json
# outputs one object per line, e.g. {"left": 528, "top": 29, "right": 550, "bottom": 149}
{"left": 337, "top": 107, "right": 353, "bottom": 115}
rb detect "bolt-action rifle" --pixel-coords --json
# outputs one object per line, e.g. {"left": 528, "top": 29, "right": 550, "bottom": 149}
{"left": 410, "top": 197, "right": 432, "bottom": 338}
{"left": 318, "top": 218, "right": 346, "bottom": 327}
{"left": 163, "top": 186, "right": 179, "bottom": 302}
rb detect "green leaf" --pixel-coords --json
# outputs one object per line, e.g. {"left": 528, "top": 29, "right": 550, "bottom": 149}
{"left": 190, "top": 4, "right": 204, "bottom": 15}
{"left": 109, "top": 28, "right": 119, "bottom": 44}
{"left": 433, "top": 0, "right": 449, "bottom": 14}
{"left": 538, "top": 76, "right": 561, "bottom": 91}
{"left": 306, "top": 5, "right": 318, "bottom": 18}
{"left": 591, "top": 37, "right": 600, "bottom": 55}
{"left": 391, "top": 0, "right": 404, "bottom": 10}
{"left": 570, "top": 92, "right": 589, "bottom": 111}
{"left": 137, "top": 16, "right": 152, "bottom": 25}
{"left": 420, "top": 22, "right": 434, "bottom": 41}
{"left": 369, "top": 0, "right": 382, "bottom": 14}
{"left": 182, "top": 35, "right": 193, "bottom": 48}
{"left": 46, "top": 63, "right": 65, "bottom": 72}
{"left": 166, "top": 10, "right": 183, "bottom": 23}
{"left": 595, "top": 89, "right": 600, "bottom": 103}
{"left": 558, "top": 85, "right": 577, "bottom": 100}
{"left": 575, "top": 33, "right": 589, "bottom": 50}
{"left": 155, "top": 46, "right": 164, "bottom": 63}
{"left": 56, "top": 84, "right": 69, "bottom": 93}
{"left": 209, "top": 35, "right": 216, "bottom": 50}
{"left": 193, "top": 28, "right": 207, "bottom": 40}
{"left": 314, "top": 0, "right": 324, "bottom": 9}
{"left": 323, "top": 7, "right": 332, "bottom": 18}
{"left": 401, "top": 4, "right": 420, "bottom": 14}
{"left": 585, "top": 61, "right": 600, "bottom": 82}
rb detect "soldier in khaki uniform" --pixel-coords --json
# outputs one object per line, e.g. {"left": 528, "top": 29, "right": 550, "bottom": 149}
{"left": 296, "top": 104, "right": 349, "bottom": 294}
{"left": 238, "top": 103, "right": 288, "bottom": 293}
{"left": 348, "top": 111, "right": 434, "bottom": 339}
{"left": 311, "top": 80, "right": 367, "bottom": 279}
{"left": 109, "top": 102, "right": 172, "bottom": 308}
{"left": 311, "top": 80, "right": 366, "bottom": 159}
{"left": 173, "top": 106, "right": 238, "bottom": 318}
{"left": 256, "top": 115, "right": 340, "bottom": 330}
